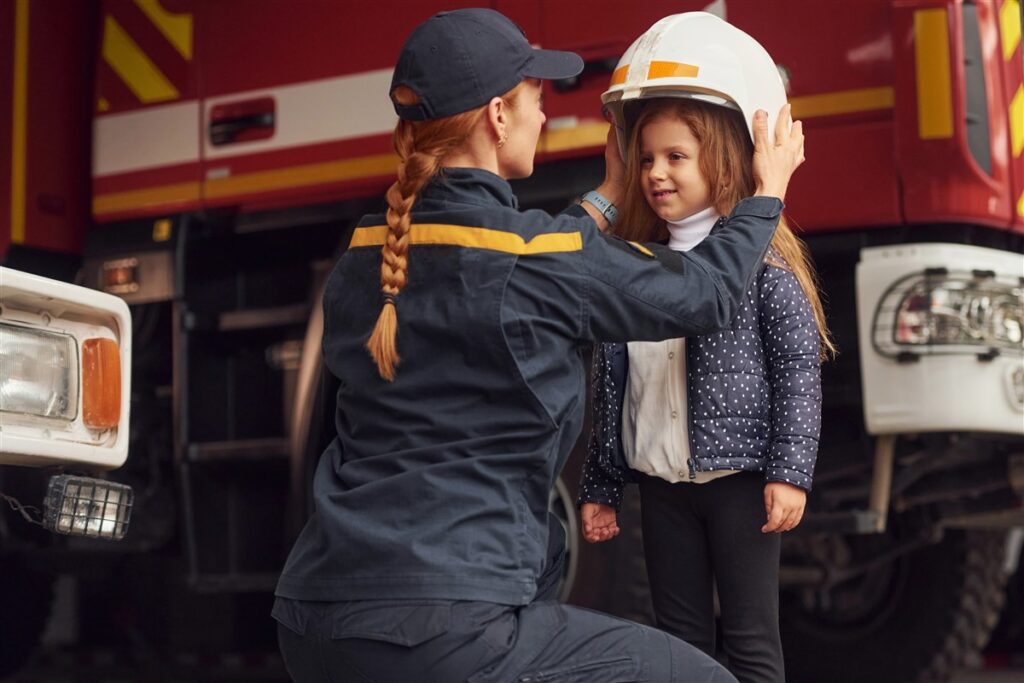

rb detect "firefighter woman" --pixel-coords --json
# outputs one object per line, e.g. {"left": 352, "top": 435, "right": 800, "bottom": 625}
{"left": 273, "top": 8, "right": 804, "bottom": 683}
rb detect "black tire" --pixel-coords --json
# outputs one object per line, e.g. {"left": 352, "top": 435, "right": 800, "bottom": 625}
{"left": 986, "top": 543, "right": 1024, "bottom": 653}
{"left": 781, "top": 529, "right": 1008, "bottom": 683}
{"left": 0, "top": 560, "right": 55, "bottom": 677}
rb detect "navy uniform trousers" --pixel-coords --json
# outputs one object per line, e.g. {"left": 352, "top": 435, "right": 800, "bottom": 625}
{"left": 275, "top": 519, "right": 737, "bottom": 683}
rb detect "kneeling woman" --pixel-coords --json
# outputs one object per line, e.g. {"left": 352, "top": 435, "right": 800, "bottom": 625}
{"left": 275, "top": 8, "right": 804, "bottom": 683}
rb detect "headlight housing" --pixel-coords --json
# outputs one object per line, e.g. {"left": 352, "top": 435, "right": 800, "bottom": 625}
{"left": 873, "top": 269, "right": 1024, "bottom": 358}
{"left": 0, "top": 267, "right": 131, "bottom": 469}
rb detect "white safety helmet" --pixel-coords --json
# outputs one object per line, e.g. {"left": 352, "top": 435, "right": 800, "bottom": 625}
{"left": 602, "top": 12, "right": 788, "bottom": 160}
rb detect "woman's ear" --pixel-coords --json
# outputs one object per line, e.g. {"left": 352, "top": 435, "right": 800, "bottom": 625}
{"left": 486, "top": 96, "right": 509, "bottom": 147}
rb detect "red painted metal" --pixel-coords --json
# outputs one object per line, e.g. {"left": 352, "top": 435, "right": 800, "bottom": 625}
{"left": 0, "top": 0, "right": 94, "bottom": 256}
{"left": 72, "top": 1, "right": 1024, "bottom": 236}
{"left": 894, "top": 0, "right": 1016, "bottom": 231}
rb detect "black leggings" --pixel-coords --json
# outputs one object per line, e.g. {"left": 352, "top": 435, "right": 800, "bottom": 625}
{"left": 639, "top": 472, "right": 784, "bottom": 683}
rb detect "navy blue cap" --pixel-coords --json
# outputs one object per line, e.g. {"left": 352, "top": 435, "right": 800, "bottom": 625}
{"left": 390, "top": 8, "right": 583, "bottom": 121}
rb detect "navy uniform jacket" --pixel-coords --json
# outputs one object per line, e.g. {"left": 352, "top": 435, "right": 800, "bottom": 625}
{"left": 275, "top": 168, "right": 782, "bottom": 606}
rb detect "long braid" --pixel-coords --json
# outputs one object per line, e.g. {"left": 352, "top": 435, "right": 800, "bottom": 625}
{"left": 366, "top": 122, "right": 433, "bottom": 380}
{"left": 366, "top": 84, "right": 524, "bottom": 380}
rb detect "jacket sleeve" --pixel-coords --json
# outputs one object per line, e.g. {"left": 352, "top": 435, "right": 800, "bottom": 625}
{"left": 758, "top": 264, "right": 822, "bottom": 491}
{"left": 580, "top": 197, "right": 782, "bottom": 343}
{"left": 577, "top": 345, "right": 627, "bottom": 511}
{"left": 578, "top": 437, "right": 627, "bottom": 511}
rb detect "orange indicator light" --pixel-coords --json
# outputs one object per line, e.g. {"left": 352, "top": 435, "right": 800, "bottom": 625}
{"left": 82, "top": 338, "right": 121, "bottom": 429}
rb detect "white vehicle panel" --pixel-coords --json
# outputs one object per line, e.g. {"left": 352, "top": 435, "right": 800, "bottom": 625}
{"left": 857, "top": 243, "right": 1024, "bottom": 435}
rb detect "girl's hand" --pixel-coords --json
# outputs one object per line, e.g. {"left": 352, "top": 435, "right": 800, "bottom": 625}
{"left": 581, "top": 502, "right": 620, "bottom": 543}
{"left": 752, "top": 103, "right": 805, "bottom": 202}
{"left": 762, "top": 481, "right": 807, "bottom": 533}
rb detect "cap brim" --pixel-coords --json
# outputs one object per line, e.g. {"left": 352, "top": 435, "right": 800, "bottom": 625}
{"left": 524, "top": 49, "right": 584, "bottom": 80}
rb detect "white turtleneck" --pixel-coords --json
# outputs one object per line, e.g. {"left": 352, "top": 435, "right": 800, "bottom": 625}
{"left": 666, "top": 206, "right": 719, "bottom": 252}
{"left": 623, "top": 206, "right": 739, "bottom": 484}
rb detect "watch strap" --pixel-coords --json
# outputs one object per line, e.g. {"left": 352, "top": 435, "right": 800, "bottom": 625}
{"left": 580, "top": 190, "right": 619, "bottom": 226}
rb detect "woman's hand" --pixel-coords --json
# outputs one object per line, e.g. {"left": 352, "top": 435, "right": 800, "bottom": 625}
{"left": 752, "top": 103, "right": 805, "bottom": 202}
{"left": 594, "top": 126, "right": 626, "bottom": 210}
{"left": 581, "top": 502, "right": 620, "bottom": 543}
{"left": 762, "top": 481, "right": 807, "bottom": 533}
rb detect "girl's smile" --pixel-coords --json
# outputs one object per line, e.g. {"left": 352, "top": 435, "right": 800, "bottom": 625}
{"left": 639, "top": 116, "right": 712, "bottom": 221}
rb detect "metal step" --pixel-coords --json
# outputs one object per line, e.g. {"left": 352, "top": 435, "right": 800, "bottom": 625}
{"left": 186, "top": 438, "right": 289, "bottom": 463}
{"left": 217, "top": 304, "right": 309, "bottom": 331}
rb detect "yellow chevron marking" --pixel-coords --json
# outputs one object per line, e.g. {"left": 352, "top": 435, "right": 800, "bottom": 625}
{"left": 914, "top": 9, "right": 954, "bottom": 139}
{"left": 133, "top": 0, "right": 193, "bottom": 60}
{"left": 789, "top": 86, "right": 894, "bottom": 118}
{"left": 1001, "top": 0, "right": 1022, "bottom": 60}
{"left": 102, "top": 15, "right": 179, "bottom": 103}
{"left": 1018, "top": 189, "right": 1024, "bottom": 218}
{"left": 350, "top": 224, "right": 582, "bottom": 255}
{"left": 11, "top": 0, "right": 28, "bottom": 244}
{"left": 1011, "top": 84, "right": 1024, "bottom": 157}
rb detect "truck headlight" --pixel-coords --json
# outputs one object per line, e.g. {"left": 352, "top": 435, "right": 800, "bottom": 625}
{"left": 874, "top": 271, "right": 1023, "bottom": 356}
{"left": 0, "top": 325, "right": 78, "bottom": 420}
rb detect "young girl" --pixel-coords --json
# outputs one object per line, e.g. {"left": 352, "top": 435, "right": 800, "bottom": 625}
{"left": 578, "top": 97, "right": 834, "bottom": 683}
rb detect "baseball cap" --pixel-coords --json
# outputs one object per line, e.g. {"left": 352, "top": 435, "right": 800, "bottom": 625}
{"left": 390, "top": 8, "right": 583, "bottom": 121}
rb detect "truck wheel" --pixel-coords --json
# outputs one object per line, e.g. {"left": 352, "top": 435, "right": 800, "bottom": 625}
{"left": 781, "top": 529, "right": 1007, "bottom": 683}
{"left": 986, "top": 542, "right": 1024, "bottom": 653}
{"left": 0, "top": 561, "right": 55, "bottom": 677}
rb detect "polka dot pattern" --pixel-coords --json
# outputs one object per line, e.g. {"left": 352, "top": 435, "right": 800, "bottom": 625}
{"left": 578, "top": 255, "right": 823, "bottom": 511}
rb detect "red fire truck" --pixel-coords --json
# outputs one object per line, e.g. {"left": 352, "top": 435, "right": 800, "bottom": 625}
{"left": 2, "top": 1, "right": 1023, "bottom": 681}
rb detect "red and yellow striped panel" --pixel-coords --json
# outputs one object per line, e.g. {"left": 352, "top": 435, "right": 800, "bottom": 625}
{"left": 97, "top": 0, "right": 195, "bottom": 113}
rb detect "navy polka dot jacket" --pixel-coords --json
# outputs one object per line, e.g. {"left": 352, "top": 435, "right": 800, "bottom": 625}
{"left": 578, "top": 256, "right": 823, "bottom": 511}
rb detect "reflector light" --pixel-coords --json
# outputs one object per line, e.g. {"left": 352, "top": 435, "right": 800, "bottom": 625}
{"left": 43, "top": 475, "right": 133, "bottom": 540}
{"left": 101, "top": 257, "right": 139, "bottom": 295}
{"left": 0, "top": 323, "right": 78, "bottom": 420}
{"left": 82, "top": 338, "right": 121, "bottom": 429}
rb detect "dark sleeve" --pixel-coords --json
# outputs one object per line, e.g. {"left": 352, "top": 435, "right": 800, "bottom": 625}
{"left": 559, "top": 203, "right": 590, "bottom": 219}
{"left": 576, "top": 347, "right": 627, "bottom": 511}
{"left": 578, "top": 440, "right": 626, "bottom": 511}
{"left": 758, "top": 264, "right": 822, "bottom": 491}
{"left": 580, "top": 197, "right": 782, "bottom": 343}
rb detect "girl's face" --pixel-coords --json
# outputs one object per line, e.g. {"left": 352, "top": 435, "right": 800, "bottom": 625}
{"left": 638, "top": 115, "right": 712, "bottom": 222}
{"left": 500, "top": 80, "right": 546, "bottom": 179}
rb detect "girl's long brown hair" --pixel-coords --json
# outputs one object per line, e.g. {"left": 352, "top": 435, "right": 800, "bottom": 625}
{"left": 616, "top": 98, "right": 836, "bottom": 360}
{"left": 366, "top": 82, "right": 526, "bottom": 380}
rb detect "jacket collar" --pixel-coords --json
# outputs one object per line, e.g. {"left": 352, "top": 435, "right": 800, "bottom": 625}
{"left": 417, "top": 167, "right": 519, "bottom": 211}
